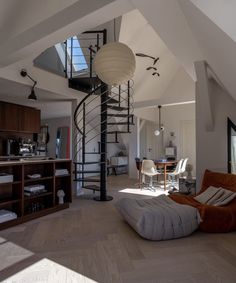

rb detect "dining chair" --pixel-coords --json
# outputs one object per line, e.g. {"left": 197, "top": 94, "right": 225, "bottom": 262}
{"left": 141, "top": 159, "right": 161, "bottom": 191}
{"left": 167, "top": 159, "right": 184, "bottom": 189}
{"left": 180, "top": 158, "right": 188, "bottom": 176}
{"left": 135, "top": 157, "right": 142, "bottom": 187}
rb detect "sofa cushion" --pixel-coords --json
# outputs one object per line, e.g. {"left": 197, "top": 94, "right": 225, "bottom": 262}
{"left": 200, "top": 170, "right": 236, "bottom": 194}
{"left": 194, "top": 186, "right": 236, "bottom": 206}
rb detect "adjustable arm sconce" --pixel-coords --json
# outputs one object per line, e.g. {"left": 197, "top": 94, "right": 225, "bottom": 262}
{"left": 20, "top": 69, "right": 37, "bottom": 100}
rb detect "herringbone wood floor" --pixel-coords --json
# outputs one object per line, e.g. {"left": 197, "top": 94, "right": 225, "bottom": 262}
{"left": 0, "top": 175, "right": 236, "bottom": 282}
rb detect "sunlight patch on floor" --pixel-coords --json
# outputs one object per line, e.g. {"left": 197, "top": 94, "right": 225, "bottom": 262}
{"left": 2, "top": 258, "right": 98, "bottom": 283}
{"left": 0, "top": 237, "right": 33, "bottom": 272}
{"left": 119, "top": 187, "right": 169, "bottom": 197}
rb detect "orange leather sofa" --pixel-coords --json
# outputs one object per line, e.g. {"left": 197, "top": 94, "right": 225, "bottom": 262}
{"left": 169, "top": 170, "right": 236, "bottom": 233}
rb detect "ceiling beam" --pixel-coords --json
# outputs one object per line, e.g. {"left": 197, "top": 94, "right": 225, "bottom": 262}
{"left": 0, "top": 0, "right": 133, "bottom": 67}
{"left": 194, "top": 60, "right": 214, "bottom": 131}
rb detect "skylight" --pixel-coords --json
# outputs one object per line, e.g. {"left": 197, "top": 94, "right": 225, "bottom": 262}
{"left": 67, "top": 36, "right": 88, "bottom": 72}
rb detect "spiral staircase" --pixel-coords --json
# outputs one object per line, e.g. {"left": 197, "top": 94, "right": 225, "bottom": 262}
{"left": 66, "top": 30, "right": 134, "bottom": 201}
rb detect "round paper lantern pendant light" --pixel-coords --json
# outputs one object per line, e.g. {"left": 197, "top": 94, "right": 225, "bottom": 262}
{"left": 94, "top": 42, "right": 136, "bottom": 86}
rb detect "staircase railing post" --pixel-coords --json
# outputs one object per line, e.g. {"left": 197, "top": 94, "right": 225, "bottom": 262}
{"left": 64, "top": 40, "right": 68, "bottom": 78}
{"left": 127, "top": 80, "right": 130, "bottom": 133}
{"left": 119, "top": 85, "right": 121, "bottom": 106}
{"left": 70, "top": 37, "right": 73, "bottom": 79}
{"left": 82, "top": 102, "right": 86, "bottom": 187}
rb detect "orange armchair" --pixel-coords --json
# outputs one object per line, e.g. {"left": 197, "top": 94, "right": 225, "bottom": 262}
{"left": 170, "top": 170, "right": 236, "bottom": 233}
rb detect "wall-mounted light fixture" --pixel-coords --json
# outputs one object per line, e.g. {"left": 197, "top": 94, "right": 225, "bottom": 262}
{"left": 20, "top": 69, "right": 37, "bottom": 100}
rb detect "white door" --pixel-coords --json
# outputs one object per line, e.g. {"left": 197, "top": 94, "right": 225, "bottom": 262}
{"left": 146, "top": 121, "right": 159, "bottom": 160}
{"left": 180, "top": 120, "right": 196, "bottom": 176}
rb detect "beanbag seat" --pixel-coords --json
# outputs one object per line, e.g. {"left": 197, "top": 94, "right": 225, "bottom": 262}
{"left": 116, "top": 195, "right": 200, "bottom": 240}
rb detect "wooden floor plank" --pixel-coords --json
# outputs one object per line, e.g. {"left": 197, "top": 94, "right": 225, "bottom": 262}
{"left": 0, "top": 175, "right": 236, "bottom": 282}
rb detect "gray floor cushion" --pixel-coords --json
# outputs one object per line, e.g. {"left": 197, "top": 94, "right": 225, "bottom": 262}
{"left": 116, "top": 194, "right": 201, "bottom": 241}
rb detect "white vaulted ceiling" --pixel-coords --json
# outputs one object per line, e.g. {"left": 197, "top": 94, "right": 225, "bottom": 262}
{"left": 119, "top": 9, "right": 195, "bottom": 108}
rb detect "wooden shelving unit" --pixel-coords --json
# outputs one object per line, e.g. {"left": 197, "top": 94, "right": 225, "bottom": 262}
{"left": 0, "top": 159, "right": 72, "bottom": 230}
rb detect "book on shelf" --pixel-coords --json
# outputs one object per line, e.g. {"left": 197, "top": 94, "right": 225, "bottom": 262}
{"left": 24, "top": 189, "right": 47, "bottom": 196}
{"left": 0, "top": 209, "right": 17, "bottom": 223}
{"left": 0, "top": 173, "right": 14, "bottom": 183}
{"left": 24, "top": 184, "right": 45, "bottom": 193}
{"left": 55, "top": 169, "right": 69, "bottom": 176}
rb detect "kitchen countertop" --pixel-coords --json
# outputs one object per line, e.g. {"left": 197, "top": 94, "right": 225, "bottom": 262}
{"left": 0, "top": 158, "right": 71, "bottom": 166}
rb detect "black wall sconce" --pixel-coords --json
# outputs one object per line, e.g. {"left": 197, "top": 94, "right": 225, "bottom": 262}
{"left": 20, "top": 69, "right": 37, "bottom": 100}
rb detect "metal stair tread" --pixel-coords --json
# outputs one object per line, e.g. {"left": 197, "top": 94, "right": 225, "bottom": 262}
{"left": 107, "top": 113, "right": 133, "bottom": 118}
{"left": 107, "top": 105, "right": 128, "bottom": 111}
{"left": 107, "top": 97, "right": 119, "bottom": 104}
{"left": 107, "top": 122, "right": 135, "bottom": 125}
{"left": 107, "top": 131, "right": 131, "bottom": 134}
{"left": 75, "top": 178, "right": 100, "bottom": 182}
{"left": 76, "top": 170, "right": 100, "bottom": 174}
{"left": 83, "top": 185, "right": 100, "bottom": 191}
{"left": 69, "top": 77, "right": 101, "bottom": 93}
{"left": 74, "top": 161, "right": 105, "bottom": 165}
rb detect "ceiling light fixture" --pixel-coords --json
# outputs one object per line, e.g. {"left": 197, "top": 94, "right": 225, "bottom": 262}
{"left": 94, "top": 19, "right": 136, "bottom": 86}
{"left": 154, "top": 105, "right": 164, "bottom": 136}
{"left": 136, "top": 53, "right": 160, "bottom": 77}
{"left": 20, "top": 69, "right": 37, "bottom": 100}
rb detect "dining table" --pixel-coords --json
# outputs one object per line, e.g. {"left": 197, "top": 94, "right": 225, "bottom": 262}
{"left": 137, "top": 159, "right": 178, "bottom": 190}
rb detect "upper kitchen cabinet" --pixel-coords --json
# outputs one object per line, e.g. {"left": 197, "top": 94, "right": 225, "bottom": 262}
{"left": 0, "top": 101, "right": 41, "bottom": 133}
{"left": 0, "top": 101, "right": 19, "bottom": 131}
{"left": 18, "top": 105, "right": 40, "bottom": 133}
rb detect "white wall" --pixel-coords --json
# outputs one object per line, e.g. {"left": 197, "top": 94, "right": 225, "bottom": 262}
{"left": 189, "top": 0, "right": 236, "bottom": 42}
{"left": 138, "top": 104, "right": 196, "bottom": 175}
{"left": 196, "top": 79, "right": 236, "bottom": 189}
{"left": 128, "top": 117, "right": 139, "bottom": 179}
{"left": 162, "top": 104, "right": 195, "bottom": 159}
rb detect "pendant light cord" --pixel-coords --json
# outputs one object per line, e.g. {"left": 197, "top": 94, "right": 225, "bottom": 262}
{"left": 158, "top": 105, "right": 161, "bottom": 131}
{"left": 114, "top": 18, "right": 117, "bottom": 42}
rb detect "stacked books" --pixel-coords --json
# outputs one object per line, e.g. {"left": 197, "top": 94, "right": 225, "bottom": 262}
{"left": 55, "top": 169, "right": 69, "bottom": 176}
{"left": 0, "top": 173, "right": 13, "bottom": 183}
{"left": 24, "top": 184, "right": 47, "bottom": 196}
{"left": 0, "top": 209, "right": 17, "bottom": 223}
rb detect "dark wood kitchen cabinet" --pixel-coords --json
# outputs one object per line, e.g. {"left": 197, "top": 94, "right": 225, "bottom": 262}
{"left": 0, "top": 101, "right": 40, "bottom": 133}
{"left": 0, "top": 102, "right": 19, "bottom": 131}
{"left": 18, "top": 105, "right": 40, "bottom": 133}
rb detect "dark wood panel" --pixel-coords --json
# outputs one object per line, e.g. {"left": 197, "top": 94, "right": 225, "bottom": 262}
{"left": 0, "top": 101, "right": 41, "bottom": 133}
{"left": 0, "top": 102, "right": 19, "bottom": 131}
{"left": 18, "top": 105, "right": 41, "bottom": 133}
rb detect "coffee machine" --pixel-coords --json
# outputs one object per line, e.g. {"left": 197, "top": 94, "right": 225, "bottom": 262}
{"left": 18, "top": 139, "right": 36, "bottom": 156}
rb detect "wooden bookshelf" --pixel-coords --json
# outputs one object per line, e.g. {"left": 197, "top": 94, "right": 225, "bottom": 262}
{"left": 0, "top": 159, "right": 72, "bottom": 230}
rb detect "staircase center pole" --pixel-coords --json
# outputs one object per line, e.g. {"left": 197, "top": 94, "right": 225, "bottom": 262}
{"left": 94, "top": 29, "right": 113, "bottom": 201}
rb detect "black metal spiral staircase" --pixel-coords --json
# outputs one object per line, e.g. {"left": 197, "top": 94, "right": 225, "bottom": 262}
{"left": 66, "top": 30, "right": 134, "bottom": 201}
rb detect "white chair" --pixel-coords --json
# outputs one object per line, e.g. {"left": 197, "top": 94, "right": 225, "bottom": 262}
{"left": 141, "top": 160, "right": 161, "bottom": 191}
{"left": 167, "top": 159, "right": 183, "bottom": 189}
{"left": 180, "top": 158, "right": 188, "bottom": 176}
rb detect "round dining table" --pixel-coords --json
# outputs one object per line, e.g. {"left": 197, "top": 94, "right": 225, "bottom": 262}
{"left": 154, "top": 160, "right": 177, "bottom": 190}
{"left": 137, "top": 159, "right": 177, "bottom": 190}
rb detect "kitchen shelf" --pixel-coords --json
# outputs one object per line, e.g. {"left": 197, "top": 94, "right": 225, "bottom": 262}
{"left": 0, "top": 159, "right": 72, "bottom": 230}
{"left": 24, "top": 191, "right": 53, "bottom": 200}
{"left": 0, "top": 197, "right": 21, "bottom": 206}
{"left": 0, "top": 181, "right": 21, "bottom": 186}
{"left": 55, "top": 174, "right": 71, "bottom": 178}
{"left": 24, "top": 176, "right": 53, "bottom": 183}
